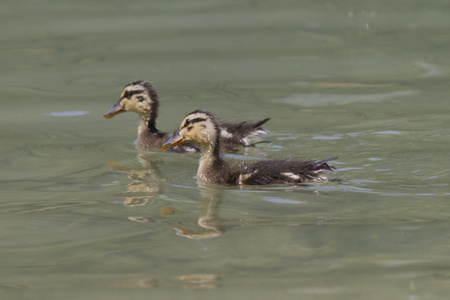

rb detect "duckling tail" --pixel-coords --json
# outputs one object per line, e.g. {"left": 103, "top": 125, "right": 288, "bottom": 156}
{"left": 252, "top": 117, "right": 271, "bottom": 128}
{"left": 314, "top": 157, "right": 338, "bottom": 173}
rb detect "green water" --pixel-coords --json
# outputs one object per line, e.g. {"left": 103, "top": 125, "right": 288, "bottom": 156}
{"left": 1, "top": 0, "right": 450, "bottom": 299}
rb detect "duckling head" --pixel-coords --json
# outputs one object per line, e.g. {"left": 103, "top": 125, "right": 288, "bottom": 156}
{"left": 162, "top": 110, "right": 220, "bottom": 151}
{"left": 103, "top": 80, "right": 159, "bottom": 122}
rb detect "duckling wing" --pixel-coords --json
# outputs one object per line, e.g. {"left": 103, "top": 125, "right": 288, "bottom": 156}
{"left": 237, "top": 158, "right": 337, "bottom": 185}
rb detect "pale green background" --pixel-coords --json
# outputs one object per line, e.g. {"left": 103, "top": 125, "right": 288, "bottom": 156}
{"left": 1, "top": 0, "right": 449, "bottom": 299}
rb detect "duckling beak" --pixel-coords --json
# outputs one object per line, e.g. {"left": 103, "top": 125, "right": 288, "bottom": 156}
{"left": 162, "top": 131, "right": 186, "bottom": 150}
{"left": 103, "top": 102, "right": 126, "bottom": 119}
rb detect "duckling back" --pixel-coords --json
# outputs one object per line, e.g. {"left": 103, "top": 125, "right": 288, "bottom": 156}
{"left": 220, "top": 117, "right": 271, "bottom": 146}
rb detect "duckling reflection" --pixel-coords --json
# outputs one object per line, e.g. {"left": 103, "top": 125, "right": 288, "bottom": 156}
{"left": 165, "top": 188, "right": 226, "bottom": 239}
{"left": 107, "top": 153, "right": 164, "bottom": 206}
{"left": 162, "top": 186, "right": 338, "bottom": 241}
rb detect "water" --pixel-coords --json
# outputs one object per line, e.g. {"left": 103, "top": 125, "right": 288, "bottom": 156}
{"left": 1, "top": 0, "right": 450, "bottom": 299}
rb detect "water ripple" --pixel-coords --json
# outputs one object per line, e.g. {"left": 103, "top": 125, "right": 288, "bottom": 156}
{"left": 45, "top": 110, "right": 90, "bottom": 117}
{"left": 273, "top": 90, "right": 417, "bottom": 107}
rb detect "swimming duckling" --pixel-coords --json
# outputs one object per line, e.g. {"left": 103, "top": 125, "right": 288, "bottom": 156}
{"left": 103, "top": 80, "right": 270, "bottom": 152}
{"left": 162, "top": 110, "right": 337, "bottom": 185}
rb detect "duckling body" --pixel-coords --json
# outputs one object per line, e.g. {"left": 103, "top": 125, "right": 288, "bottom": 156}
{"left": 162, "top": 110, "right": 337, "bottom": 185}
{"left": 198, "top": 157, "right": 336, "bottom": 185}
{"left": 103, "top": 80, "right": 270, "bottom": 152}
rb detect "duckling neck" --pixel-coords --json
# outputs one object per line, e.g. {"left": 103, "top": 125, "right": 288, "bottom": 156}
{"left": 147, "top": 120, "right": 161, "bottom": 135}
{"left": 138, "top": 118, "right": 165, "bottom": 147}
{"left": 198, "top": 139, "right": 227, "bottom": 183}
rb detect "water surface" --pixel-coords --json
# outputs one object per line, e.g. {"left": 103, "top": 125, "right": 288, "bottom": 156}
{"left": 1, "top": 0, "right": 450, "bottom": 299}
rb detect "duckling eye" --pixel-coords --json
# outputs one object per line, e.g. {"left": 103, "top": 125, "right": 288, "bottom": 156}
{"left": 184, "top": 119, "right": 191, "bottom": 126}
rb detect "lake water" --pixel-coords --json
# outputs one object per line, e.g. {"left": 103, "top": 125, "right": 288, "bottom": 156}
{"left": 1, "top": 0, "right": 450, "bottom": 299}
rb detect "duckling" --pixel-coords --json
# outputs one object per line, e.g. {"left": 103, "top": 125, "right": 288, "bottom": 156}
{"left": 103, "top": 80, "right": 270, "bottom": 152}
{"left": 162, "top": 110, "right": 337, "bottom": 185}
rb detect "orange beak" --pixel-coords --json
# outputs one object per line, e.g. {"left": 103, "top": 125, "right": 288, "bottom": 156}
{"left": 103, "top": 101, "right": 126, "bottom": 119}
{"left": 162, "top": 130, "right": 186, "bottom": 150}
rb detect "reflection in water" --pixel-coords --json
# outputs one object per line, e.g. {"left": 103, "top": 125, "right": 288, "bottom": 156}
{"left": 113, "top": 277, "right": 158, "bottom": 288}
{"left": 127, "top": 216, "right": 158, "bottom": 224}
{"left": 174, "top": 273, "right": 222, "bottom": 289}
{"left": 165, "top": 188, "right": 226, "bottom": 240}
{"left": 164, "top": 187, "right": 337, "bottom": 241}
{"left": 107, "top": 153, "right": 164, "bottom": 206}
{"left": 108, "top": 154, "right": 227, "bottom": 239}
{"left": 160, "top": 206, "right": 179, "bottom": 216}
